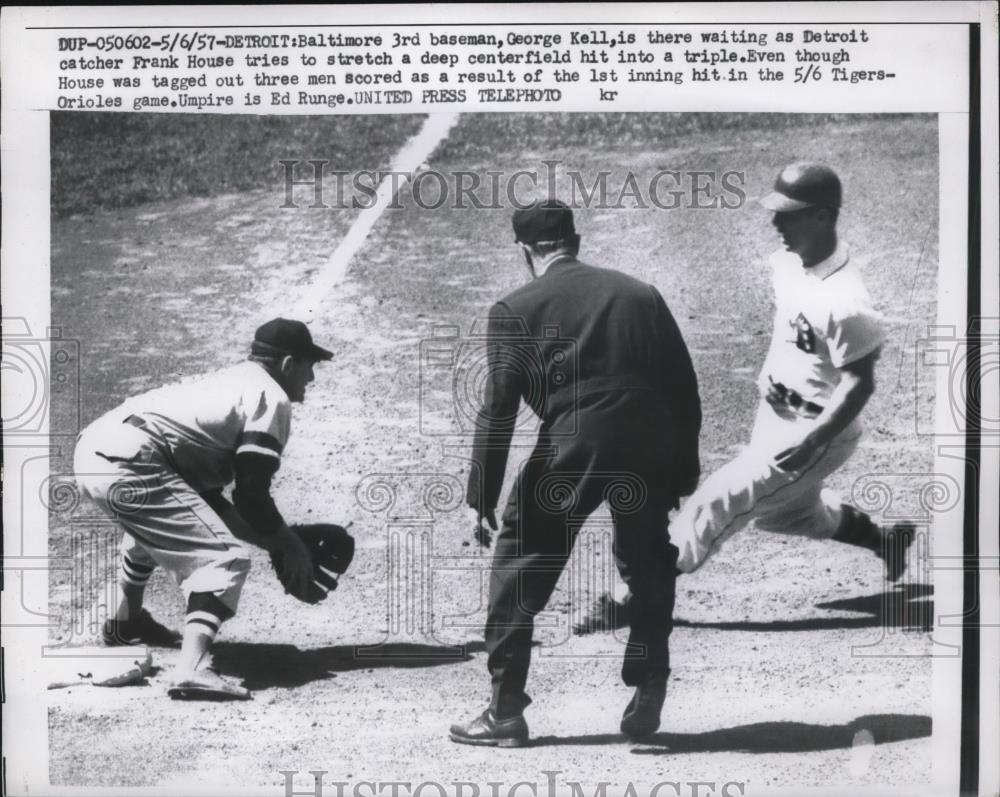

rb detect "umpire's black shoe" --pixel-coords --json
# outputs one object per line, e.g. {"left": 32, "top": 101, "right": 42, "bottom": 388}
{"left": 573, "top": 592, "right": 628, "bottom": 636}
{"left": 879, "top": 522, "right": 916, "bottom": 583}
{"left": 620, "top": 676, "right": 667, "bottom": 739}
{"left": 102, "top": 609, "right": 181, "bottom": 648}
{"left": 449, "top": 709, "right": 529, "bottom": 748}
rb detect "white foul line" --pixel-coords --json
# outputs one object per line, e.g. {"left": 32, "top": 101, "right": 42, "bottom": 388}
{"left": 293, "top": 112, "right": 461, "bottom": 320}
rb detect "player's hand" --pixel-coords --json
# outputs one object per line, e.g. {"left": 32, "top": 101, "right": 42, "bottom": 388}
{"left": 774, "top": 437, "right": 819, "bottom": 472}
{"left": 272, "top": 527, "right": 314, "bottom": 599}
{"left": 466, "top": 506, "right": 498, "bottom": 548}
{"left": 765, "top": 376, "right": 787, "bottom": 408}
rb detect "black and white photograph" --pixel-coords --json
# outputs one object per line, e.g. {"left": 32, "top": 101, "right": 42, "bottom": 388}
{"left": 1, "top": 5, "right": 997, "bottom": 797}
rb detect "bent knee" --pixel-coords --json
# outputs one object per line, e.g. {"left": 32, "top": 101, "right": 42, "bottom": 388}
{"left": 182, "top": 544, "right": 252, "bottom": 612}
{"left": 222, "top": 543, "right": 252, "bottom": 576}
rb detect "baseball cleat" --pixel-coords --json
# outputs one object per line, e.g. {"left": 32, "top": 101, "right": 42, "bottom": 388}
{"left": 880, "top": 522, "right": 916, "bottom": 583}
{"left": 572, "top": 593, "right": 627, "bottom": 636}
{"left": 102, "top": 609, "right": 181, "bottom": 648}
{"left": 449, "top": 709, "right": 529, "bottom": 748}
{"left": 167, "top": 667, "right": 251, "bottom": 701}
{"left": 620, "top": 675, "right": 667, "bottom": 740}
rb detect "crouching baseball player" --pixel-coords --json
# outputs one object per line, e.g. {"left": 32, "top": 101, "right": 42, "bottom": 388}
{"left": 671, "top": 162, "right": 915, "bottom": 576}
{"left": 74, "top": 318, "right": 346, "bottom": 700}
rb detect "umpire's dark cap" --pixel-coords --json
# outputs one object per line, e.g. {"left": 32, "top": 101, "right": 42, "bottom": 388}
{"left": 512, "top": 199, "right": 576, "bottom": 244}
{"left": 252, "top": 318, "right": 333, "bottom": 362}
{"left": 759, "top": 162, "right": 841, "bottom": 212}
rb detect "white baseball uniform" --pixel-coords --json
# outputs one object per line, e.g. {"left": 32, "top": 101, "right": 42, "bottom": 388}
{"left": 74, "top": 361, "right": 291, "bottom": 613}
{"left": 672, "top": 244, "right": 885, "bottom": 573}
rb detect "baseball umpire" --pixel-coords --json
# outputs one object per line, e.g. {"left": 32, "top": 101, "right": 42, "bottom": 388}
{"left": 450, "top": 200, "right": 702, "bottom": 746}
{"left": 669, "top": 162, "right": 915, "bottom": 576}
{"left": 74, "top": 318, "right": 349, "bottom": 700}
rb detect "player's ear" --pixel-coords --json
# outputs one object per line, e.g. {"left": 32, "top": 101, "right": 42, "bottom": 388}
{"left": 279, "top": 355, "right": 295, "bottom": 376}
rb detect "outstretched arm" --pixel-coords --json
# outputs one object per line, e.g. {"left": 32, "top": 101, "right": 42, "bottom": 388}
{"left": 231, "top": 452, "right": 284, "bottom": 541}
{"left": 775, "top": 348, "right": 880, "bottom": 471}
{"left": 466, "top": 302, "right": 524, "bottom": 541}
{"left": 229, "top": 452, "right": 313, "bottom": 595}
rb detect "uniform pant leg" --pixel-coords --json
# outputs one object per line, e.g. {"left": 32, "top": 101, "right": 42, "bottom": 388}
{"left": 611, "top": 496, "right": 676, "bottom": 686}
{"left": 485, "top": 458, "right": 602, "bottom": 718}
{"left": 672, "top": 422, "right": 862, "bottom": 573}
{"left": 74, "top": 425, "right": 251, "bottom": 617}
{"left": 752, "top": 430, "right": 861, "bottom": 540}
{"left": 671, "top": 445, "right": 775, "bottom": 573}
{"left": 485, "top": 524, "right": 570, "bottom": 718}
{"left": 754, "top": 484, "right": 843, "bottom": 539}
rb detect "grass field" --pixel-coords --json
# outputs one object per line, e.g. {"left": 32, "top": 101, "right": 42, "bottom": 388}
{"left": 48, "top": 112, "right": 937, "bottom": 790}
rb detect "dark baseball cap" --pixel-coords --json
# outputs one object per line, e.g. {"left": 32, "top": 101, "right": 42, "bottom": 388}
{"left": 252, "top": 318, "right": 333, "bottom": 362}
{"left": 512, "top": 199, "right": 576, "bottom": 244}
{"left": 759, "top": 162, "right": 842, "bottom": 212}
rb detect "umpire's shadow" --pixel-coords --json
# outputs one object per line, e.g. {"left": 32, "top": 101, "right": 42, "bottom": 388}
{"left": 675, "top": 584, "right": 933, "bottom": 632}
{"left": 532, "top": 713, "right": 932, "bottom": 752}
{"left": 212, "top": 639, "right": 487, "bottom": 690}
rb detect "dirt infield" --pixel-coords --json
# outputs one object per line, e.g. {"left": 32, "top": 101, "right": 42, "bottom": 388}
{"left": 48, "top": 113, "right": 936, "bottom": 791}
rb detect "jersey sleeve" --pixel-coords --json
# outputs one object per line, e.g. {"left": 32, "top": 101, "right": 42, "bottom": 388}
{"left": 236, "top": 384, "right": 291, "bottom": 461}
{"left": 466, "top": 300, "right": 523, "bottom": 512}
{"left": 826, "top": 306, "right": 886, "bottom": 368}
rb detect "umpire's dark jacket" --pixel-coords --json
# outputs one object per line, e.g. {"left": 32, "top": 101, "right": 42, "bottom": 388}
{"left": 466, "top": 257, "right": 701, "bottom": 517}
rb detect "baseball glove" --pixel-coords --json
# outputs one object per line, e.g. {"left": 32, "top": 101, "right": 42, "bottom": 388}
{"left": 271, "top": 523, "right": 355, "bottom": 604}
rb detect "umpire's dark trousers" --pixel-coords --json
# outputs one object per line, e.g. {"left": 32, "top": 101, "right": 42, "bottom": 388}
{"left": 484, "top": 426, "right": 679, "bottom": 720}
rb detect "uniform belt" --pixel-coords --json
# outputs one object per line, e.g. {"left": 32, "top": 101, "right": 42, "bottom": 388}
{"left": 770, "top": 382, "right": 824, "bottom": 418}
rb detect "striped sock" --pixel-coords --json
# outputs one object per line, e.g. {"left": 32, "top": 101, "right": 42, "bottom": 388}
{"left": 120, "top": 554, "right": 154, "bottom": 587}
{"left": 183, "top": 592, "right": 233, "bottom": 669}
{"left": 185, "top": 611, "right": 222, "bottom": 638}
{"left": 180, "top": 610, "right": 223, "bottom": 674}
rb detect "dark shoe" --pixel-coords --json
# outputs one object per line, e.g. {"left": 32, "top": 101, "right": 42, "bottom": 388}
{"left": 449, "top": 709, "right": 529, "bottom": 748}
{"left": 102, "top": 609, "right": 181, "bottom": 648}
{"left": 620, "top": 676, "right": 667, "bottom": 739}
{"left": 573, "top": 593, "right": 627, "bottom": 636}
{"left": 879, "top": 522, "right": 915, "bottom": 583}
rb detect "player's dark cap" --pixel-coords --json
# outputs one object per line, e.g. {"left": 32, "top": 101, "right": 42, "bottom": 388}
{"left": 512, "top": 199, "right": 576, "bottom": 244}
{"left": 759, "top": 162, "right": 842, "bottom": 212}
{"left": 252, "top": 318, "right": 333, "bottom": 362}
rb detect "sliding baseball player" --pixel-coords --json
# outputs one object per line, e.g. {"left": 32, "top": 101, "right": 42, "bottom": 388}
{"left": 576, "top": 162, "right": 914, "bottom": 634}
{"left": 670, "top": 162, "right": 914, "bottom": 576}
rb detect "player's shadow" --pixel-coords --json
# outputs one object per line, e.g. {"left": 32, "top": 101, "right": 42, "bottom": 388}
{"left": 212, "top": 639, "right": 488, "bottom": 690}
{"left": 674, "top": 584, "right": 933, "bottom": 632}
{"left": 531, "top": 713, "right": 932, "bottom": 752}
